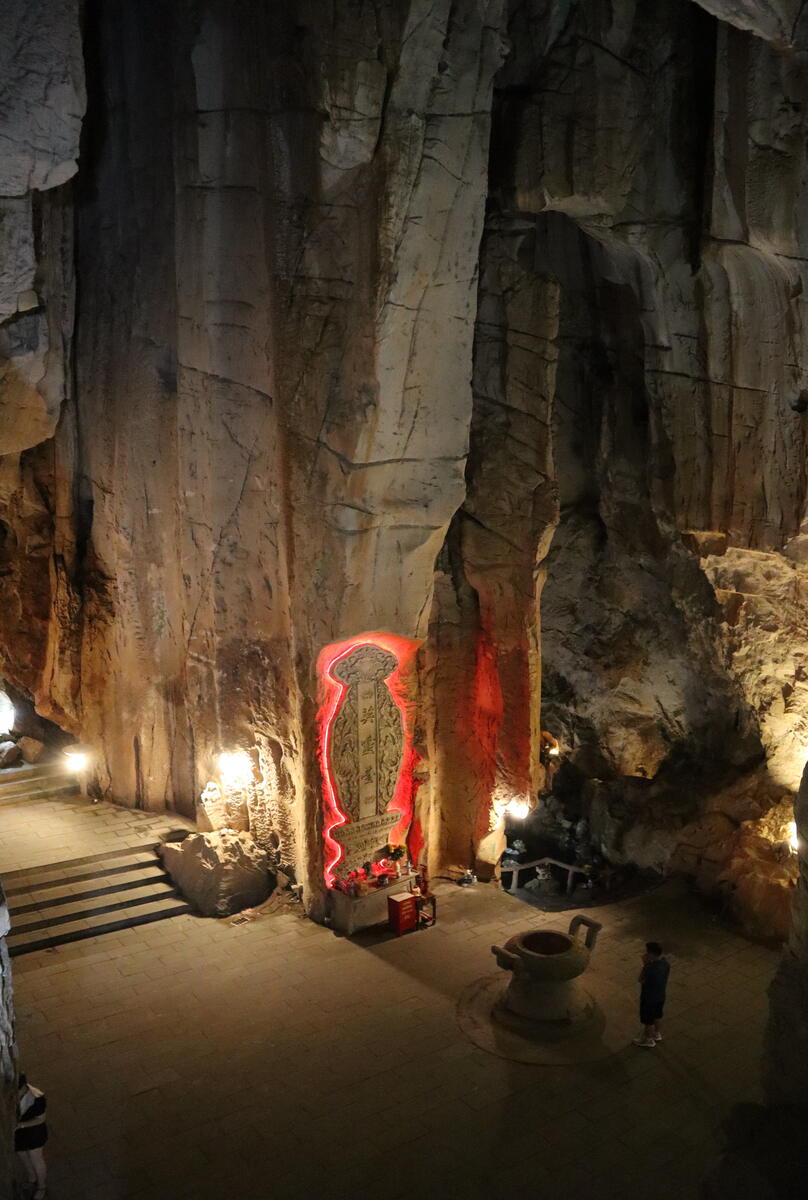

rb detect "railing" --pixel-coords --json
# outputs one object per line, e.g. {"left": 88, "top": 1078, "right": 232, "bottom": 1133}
{"left": 498, "top": 853, "right": 591, "bottom": 895}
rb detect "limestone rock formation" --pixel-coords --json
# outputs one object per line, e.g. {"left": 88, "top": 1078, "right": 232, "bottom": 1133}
{"left": 716, "top": 804, "right": 798, "bottom": 941}
{"left": 158, "top": 831, "right": 273, "bottom": 917}
{"left": 196, "top": 794, "right": 249, "bottom": 835}
{"left": 4, "top": 0, "right": 808, "bottom": 1179}
{"left": 693, "top": 0, "right": 808, "bottom": 44}
{"left": 498, "top": 1, "right": 808, "bottom": 946}
{"left": 0, "top": 0, "right": 84, "bottom": 456}
{"left": 0, "top": 0, "right": 807, "bottom": 943}
{"left": 0, "top": 0, "right": 510, "bottom": 916}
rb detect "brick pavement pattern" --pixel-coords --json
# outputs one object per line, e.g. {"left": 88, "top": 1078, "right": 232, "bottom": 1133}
{"left": 4, "top": 798, "right": 777, "bottom": 1200}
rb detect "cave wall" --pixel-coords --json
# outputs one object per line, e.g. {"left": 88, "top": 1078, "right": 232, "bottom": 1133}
{"left": 0, "top": 0, "right": 84, "bottom": 732}
{"left": 1, "top": 0, "right": 808, "bottom": 917}
{"left": 492, "top": 1, "right": 808, "bottom": 842}
{"left": 424, "top": 223, "right": 559, "bottom": 870}
{"left": 3, "top": 0, "right": 808, "bottom": 1162}
{"left": 1, "top": 0, "right": 509, "bottom": 908}
{"left": 420, "top": 0, "right": 808, "bottom": 887}
{"left": 0, "top": 0, "right": 83, "bottom": 1166}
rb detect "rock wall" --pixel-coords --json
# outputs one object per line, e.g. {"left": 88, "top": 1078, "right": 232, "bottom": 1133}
{"left": 0, "top": 0, "right": 508, "bottom": 908}
{"left": 503, "top": 1, "right": 808, "bottom": 876}
{"left": 1, "top": 0, "right": 808, "bottom": 927}
{"left": 0, "top": 8, "right": 77, "bottom": 1168}
{"left": 420, "top": 0, "right": 808, "bottom": 893}
{"left": 424, "top": 224, "right": 559, "bottom": 870}
{"left": 0, "top": 0, "right": 84, "bottom": 727}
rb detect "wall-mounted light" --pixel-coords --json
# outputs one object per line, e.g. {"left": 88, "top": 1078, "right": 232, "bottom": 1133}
{"left": 217, "top": 750, "right": 252, "bottom": 789}
{"left": 0, "top": 692, "right": 14, "bottom": 737}
{"left": 506, "top": 798, "right": 531, "bottom": 820}
{"left": 789, "top": 821, "right": 800, "bottom": 853}
{"left": 63, "top": 747, "right": 91, "bottom": 773}
{"left": 548, "top": 746, "right": 560, "bottom": 757}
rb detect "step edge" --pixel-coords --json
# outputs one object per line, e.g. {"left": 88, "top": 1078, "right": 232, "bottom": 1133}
{"left": 7, "top": 875, "right": 176, "bottom": 913}
{"left": 0, "top": 844, "right": 164, "bottom": 882}
{"left": 7, "top": 892, "right": 188, "bottom": 937}
{"left": 8, "top": 906, "right": 194, "bottom": 957}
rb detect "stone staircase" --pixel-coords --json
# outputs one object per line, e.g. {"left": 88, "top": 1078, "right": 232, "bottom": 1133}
{"left": 2, "top": 845, "right": 192, "bottom": 956}
{"left": 0, "top": 762, "right": 195, "bottom": 955}
{"left": 0, "top": 761, "right": 80, "bottom": 806}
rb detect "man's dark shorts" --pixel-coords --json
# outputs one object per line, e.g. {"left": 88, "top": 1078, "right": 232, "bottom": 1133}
{"left": 640, "top": 999, "right": 664, "bottom": 1025}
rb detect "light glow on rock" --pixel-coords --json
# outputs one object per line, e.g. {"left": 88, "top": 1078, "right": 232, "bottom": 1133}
{"left": 217, "top": 751, "right": 253, "bottom": 790}
{"left": 63, "top": 750, "right": 90, "bottom": 772}
{"left": 789, "top": 820, "right": 799, "bottom": 852}
{"left": 0, "top": 692, "right": 13, "bottom": 736}
{"left": 506, "top": 798, "right": 531, "bottom": 820}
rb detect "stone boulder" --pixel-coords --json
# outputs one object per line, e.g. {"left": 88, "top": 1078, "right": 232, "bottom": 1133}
{"left": 0, "top": 742, "right": 21, "bottom": 768}
{"left": 158, "top": 830, "right": 273, "bottom": 917}
{"left": 195, "top": 795, "right": 249, "bottom": 833}
{"left": 16, "top": 736, "right": 45, "bottom": 764}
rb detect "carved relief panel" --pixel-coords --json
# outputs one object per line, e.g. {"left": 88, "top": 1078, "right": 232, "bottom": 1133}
{"left": 319, "top": 636, "right": 420, "bottom": 884}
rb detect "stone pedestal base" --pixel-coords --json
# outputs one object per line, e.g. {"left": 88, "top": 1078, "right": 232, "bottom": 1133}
{"left": 495, "top": 975, "right": 597, "bottom": 1029}
{"left": 328, "top": 875, "right": 416, "bottom": 935}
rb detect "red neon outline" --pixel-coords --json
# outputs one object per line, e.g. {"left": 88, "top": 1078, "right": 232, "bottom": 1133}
{"left": 317, "top": 632, "right": 421, "bottom": 887}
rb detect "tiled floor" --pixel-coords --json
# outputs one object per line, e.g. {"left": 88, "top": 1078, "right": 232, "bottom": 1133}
{"left": 0, "top": 794, "right": 193, "bottom": 877}
{"left": 5, "top": 799, "right": 782, "bottom": 1200}
{"left": 0, "top": 794, "right": 196, "bottom": 956}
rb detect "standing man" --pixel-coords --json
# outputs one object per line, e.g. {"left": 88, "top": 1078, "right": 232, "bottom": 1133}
{"left": 633, "top": 941, "right": 670, "bottom": 1048}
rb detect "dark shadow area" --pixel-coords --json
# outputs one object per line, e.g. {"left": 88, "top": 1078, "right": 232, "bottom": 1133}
{"left": 508, "top": 871, "right": 663, "bottom": 914}
{"left": 702, "top": 1103, "right": 808, "bottom": 1199}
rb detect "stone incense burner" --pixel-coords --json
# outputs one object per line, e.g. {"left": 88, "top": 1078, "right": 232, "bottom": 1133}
{"left": 491, "top": 914, "right": 603, "bottom": 1033}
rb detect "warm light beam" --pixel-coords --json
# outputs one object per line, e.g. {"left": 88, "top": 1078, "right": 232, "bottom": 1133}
{"left": 63, "top": 750, "right": 90, "bottom": 772}
{"left": 217, "top": 750, "right": 253, "bottom": 789}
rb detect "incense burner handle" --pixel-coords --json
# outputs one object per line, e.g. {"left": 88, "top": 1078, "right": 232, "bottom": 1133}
{"left": 568, "top": 914, "right": 602, "bottom": 952}
{"left": 492, "top": 944, "right": 522, "bottom": 974}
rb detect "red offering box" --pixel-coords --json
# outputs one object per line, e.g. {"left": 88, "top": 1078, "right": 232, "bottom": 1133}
{"left": 388, "top": 892, "right": 418, "bottom": 935}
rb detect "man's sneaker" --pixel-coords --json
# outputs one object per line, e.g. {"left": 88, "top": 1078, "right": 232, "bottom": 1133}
{"left": 654, "top": 1032, "right": 663, "bottom": 1043}
{"left": 632, "top": 1035, "right": 656, "bottom": 1048}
